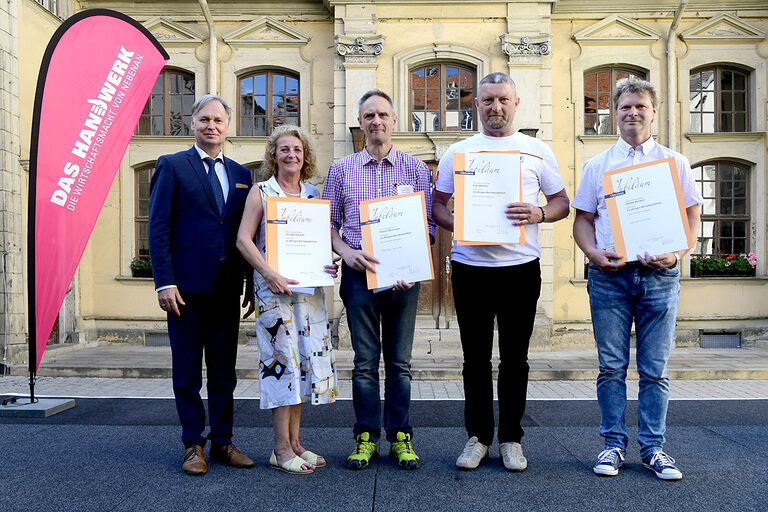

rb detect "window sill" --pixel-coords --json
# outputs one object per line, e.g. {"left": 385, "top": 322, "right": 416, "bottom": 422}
{"left": 131, "top": 135, "right": 194, "bottom": 142}
{"left": 685, "top": 132, "right": 767, "bottom": 143}
{"left": 114, "top": 276, "right": 154, "bottom": 283}
{"left": 578, "top": 133, "right": 660, "bottom": 143}
{"left": 571, "top": 276, "right": 767, "bottom": 284}
{"left": 228, "top": 136, "right": 269, "bottom": 143}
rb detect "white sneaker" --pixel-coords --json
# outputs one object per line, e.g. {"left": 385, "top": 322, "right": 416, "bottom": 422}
{"left": 500, "top": 442, "right": 527, "bottom": 471}
{"left": 456, "top": 436, "right": 489, "bottom": 470}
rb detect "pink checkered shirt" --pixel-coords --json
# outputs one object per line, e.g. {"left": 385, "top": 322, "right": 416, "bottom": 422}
{"left": 322, "top": 147, "right": 435, "bottom": 250}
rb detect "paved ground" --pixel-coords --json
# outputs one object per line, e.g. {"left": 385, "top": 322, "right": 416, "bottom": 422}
{"left": 16, "top": 344, "right": 768, "bottom": 380}
{"left": 3, "top": 345, "right": 767, "bottom": 510}
{"left": 3, "top": 375, "right": 768, "bottom": 400}
{"left": 1, "top": 396, "right": 766, "bottom": 511}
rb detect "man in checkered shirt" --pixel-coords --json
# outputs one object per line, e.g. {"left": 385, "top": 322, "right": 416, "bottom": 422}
{"left": 322, "top": 89, "right": 435, "bottom": 471}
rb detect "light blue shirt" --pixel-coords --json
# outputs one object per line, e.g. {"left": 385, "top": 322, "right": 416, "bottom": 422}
{"left": 194, "top": 144, "right": 229, "bottom": 203}
{"left": 572, "top": 136, "right": 703, "bottom": 252}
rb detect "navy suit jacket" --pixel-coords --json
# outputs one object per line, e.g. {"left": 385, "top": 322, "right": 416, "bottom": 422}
{"left": 148, "top": 146, "right": 252, "bottom": 294}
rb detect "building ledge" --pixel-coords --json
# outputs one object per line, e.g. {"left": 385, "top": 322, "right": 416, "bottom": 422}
{"left": 685, "top": 132, "right": 767, "bottom": 143}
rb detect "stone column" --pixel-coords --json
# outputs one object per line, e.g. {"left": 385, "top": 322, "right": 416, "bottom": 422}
{"left": 501, "top": 2, "right": 555, "bottom": 348}
{"left": 328, "top": 5, "right": 385, "bottom": 347}
{"left": 331, "top": 3, "right": 383, "bottom": 160}
{"left": 0, "top": 0, "right": 26, "bottom": 371}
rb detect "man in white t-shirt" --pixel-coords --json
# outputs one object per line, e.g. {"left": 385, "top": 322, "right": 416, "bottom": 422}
{"left": 432, "top": 72, "right": 569, "bottom": 471}
{"left": 572, "top": 77, "right": 701, "bottom": 481}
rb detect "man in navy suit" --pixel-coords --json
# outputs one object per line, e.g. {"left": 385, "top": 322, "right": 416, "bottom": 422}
{"left": 149, "top": 94, "right": 255, "bottom": 475}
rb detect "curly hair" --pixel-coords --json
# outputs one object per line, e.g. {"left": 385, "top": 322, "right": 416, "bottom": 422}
{"left": 261, "top": 125, "right": 317, "bottom": 182}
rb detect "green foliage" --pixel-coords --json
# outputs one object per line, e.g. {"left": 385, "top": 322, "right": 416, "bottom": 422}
{"left": 130, "top": 258, "right": 153, "bottom": 276}
{"left": 690, "top": 253, "right": 756, "bottom": 273}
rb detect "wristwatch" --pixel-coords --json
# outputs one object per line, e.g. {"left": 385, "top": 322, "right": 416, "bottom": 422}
{"left": 669, "top": 251, "right": 680, "bottom": 268}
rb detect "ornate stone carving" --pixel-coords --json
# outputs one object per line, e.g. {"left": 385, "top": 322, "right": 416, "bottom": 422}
{"left": 502, "top": 36, "right": 550, "bottom": 57}
{"left": 336, "top": 36, "right": 383, "bottom": 57}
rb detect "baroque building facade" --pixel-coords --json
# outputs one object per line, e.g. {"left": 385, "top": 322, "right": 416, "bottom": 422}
{"left": 3, "top": 0, "right": 767, "bottom": 369}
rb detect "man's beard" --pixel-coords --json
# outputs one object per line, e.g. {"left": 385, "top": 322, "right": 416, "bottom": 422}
{"left": 486, "top": 116, "right": 506, "bottom": 129}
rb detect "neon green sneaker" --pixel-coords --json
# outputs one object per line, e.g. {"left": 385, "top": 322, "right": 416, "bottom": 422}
{"left": 388, "top": 432, "right": 420, "bottom": 470}
{"left": 347, "top": 432, "right": 378, "bottom": 470}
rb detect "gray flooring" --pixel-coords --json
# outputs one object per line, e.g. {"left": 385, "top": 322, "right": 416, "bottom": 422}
{"left": 1, "top": 398, "right": 766, "bottom": 512}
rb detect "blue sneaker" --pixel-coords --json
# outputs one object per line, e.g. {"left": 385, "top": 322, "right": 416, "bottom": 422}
{"left": 642, "top": 451, "right": 683, "bottom": 480}
{"left": 593, "top": 448, "right": 625, "bottom": 476}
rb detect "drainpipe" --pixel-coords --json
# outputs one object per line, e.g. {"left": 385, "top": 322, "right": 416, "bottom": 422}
{"left": 666, "top": 0, "right": 688, "bottom": 151}
{"left": 198, "top": 0, "right": 217, "bottom": 95}
{"left": 1, "top": 251, "right": 8, "bottom": 375}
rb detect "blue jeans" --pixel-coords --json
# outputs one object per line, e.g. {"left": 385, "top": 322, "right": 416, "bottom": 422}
{"left": 587, "top": 264, "right": 680, "bottom": 458}
{"left": 340, "top": 262, "right": 419, "bottom": 442}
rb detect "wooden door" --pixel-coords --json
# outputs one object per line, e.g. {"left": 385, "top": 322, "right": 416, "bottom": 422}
{"left": 416, "top": 165, "right": 456, "bottom": 328}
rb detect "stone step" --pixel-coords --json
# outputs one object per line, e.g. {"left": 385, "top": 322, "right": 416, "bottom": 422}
{"left": 23, "top": 345, "right": 768, "bottom": 381}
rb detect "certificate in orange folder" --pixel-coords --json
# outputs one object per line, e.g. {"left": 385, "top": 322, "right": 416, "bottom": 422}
{"left": 265, "top": 196, "right": 334, "bottom": 289}
{"left": 359, "top": 192, "right": 434, "bottom": 290}
{"left": 601, "top": 157, "right": 693, "bottom": 264}
{"left": 453, "top": 151, "right": 524, "bottom": 245}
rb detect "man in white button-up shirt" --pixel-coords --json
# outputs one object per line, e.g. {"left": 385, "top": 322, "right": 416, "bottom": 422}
{"left": 573, "top": 77, "right": 702, "bottom": 481}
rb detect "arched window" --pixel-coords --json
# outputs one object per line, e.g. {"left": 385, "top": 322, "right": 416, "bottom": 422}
{"left": 410, "top": 64, "right": 476, "bottom": 132}
{"left": 136, "top": 69, "right": 195, "bottom": 136}
{"left": 689, "top": 66, "right": 749, "bottom": 133}
{"left": 239, "top": 70, "right": 299, "bottom": 136}
{"left": 135, "top": 164, "right": 155, "bottom": 260}
{"left": 583, "top": 67, "right": 647, "bottom": 135}
{"left": 247, "top": 163, "right": 264, "bottom": 184}
{"left": 692, "top": 161, "right": 750, "bottom": 257}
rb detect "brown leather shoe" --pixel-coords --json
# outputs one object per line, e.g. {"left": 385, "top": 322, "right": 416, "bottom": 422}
{"left": 210, "top": 443, "right": 254, "bottom": 468}
{"left": 182, "top": 445, "right": 207, "bottom": 476}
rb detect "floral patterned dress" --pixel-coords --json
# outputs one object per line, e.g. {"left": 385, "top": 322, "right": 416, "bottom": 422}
{"left": 253, "top": 177, "right": 338, "bottom": 409}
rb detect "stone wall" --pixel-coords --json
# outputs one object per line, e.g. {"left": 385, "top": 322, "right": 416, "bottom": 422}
{"left": 0, "top": 0, "right": 26, "bottom": 371}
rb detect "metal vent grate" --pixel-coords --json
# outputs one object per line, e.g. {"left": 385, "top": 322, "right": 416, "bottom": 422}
{"left": 145, "top": 333, "right": 170, "bottom": 346}
{"left": 700, "top": 333, "right": 741, "bottom": 349}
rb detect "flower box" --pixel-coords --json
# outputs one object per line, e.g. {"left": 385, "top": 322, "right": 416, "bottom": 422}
{"left": 689, "top": 253, "right": 757, "bottom": 278}
{"left": 130, "top": 258, "right": 153, "bottom": 278}
{"left": 690, "top": 267, "right": 756, "bottom": 278}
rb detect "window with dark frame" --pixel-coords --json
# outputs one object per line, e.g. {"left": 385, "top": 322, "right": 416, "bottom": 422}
{"left": 583, "top": 67, "right": 647, "bottom": 135}
{"left": 692, "top": 161, "right": 750, "bottom": 257}
{"left": 410, "top": 64, "right": 476, "bottom": 132}
{"left": 136, "top": 70, "right": 195, "bottom": 136}
{"left": 689, "top": 66, "right": 749, "bottom": 133}
{"left": 135, "top": 164, "right": 155, "bottom": 260}
{"left": 239, "top": 71, "right": 299, "bottom": 136}
{"left": 248, "top": 163, "right": 264, "bottom": 185}
{"left": 35, "top": 0, "right": 59, "bottom": 16}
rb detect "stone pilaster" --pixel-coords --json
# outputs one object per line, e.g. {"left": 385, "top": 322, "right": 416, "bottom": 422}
{"left": 335, "top": 33, "right": 383, "bottom": 152}
{"left": 502, "top": 2, "right": 555, "bottom": 347}
{"left": 0, "top": 0, "right": 26, "bottom": 371}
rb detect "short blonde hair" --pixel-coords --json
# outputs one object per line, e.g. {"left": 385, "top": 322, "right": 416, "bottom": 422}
{"left": 261, "top": 125, "right": 316, "bottom": 182}
{"left": 613, "top": 76, "right": 658, "bottom": 109}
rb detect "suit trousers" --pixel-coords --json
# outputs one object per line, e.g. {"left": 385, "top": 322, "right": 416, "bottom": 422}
{"left": 168, "top": 263, "right": 241, "bottom": 448}
{"left": 451, "top": 259, "right": 541, "bottom": 445}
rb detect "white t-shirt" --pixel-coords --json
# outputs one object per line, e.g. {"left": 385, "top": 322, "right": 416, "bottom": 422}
{"left": 571, "top": 136, "right": 703, "bottom": 252}
{"left": 435, "top": 132, "right": 566, "bottom": 267}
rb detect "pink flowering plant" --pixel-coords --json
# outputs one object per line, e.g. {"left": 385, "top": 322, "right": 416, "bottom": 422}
{"left": 690, "top": 253, "right": 757, "bottom": 273}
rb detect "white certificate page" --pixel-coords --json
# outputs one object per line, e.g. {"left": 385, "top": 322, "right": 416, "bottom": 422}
{"left": 604, "top": 160, "right": 689, "bottom": 261}
{"left": 361, "top": 193, "right": 433, "bottom": 289}
{"left": 266, "top": 198, "right": 334, "bottom": 290}
{"left": 457, "top": 152, "right": 522, "bottom": 244}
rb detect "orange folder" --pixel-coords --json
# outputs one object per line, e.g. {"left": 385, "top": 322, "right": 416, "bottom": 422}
{"left": 453, "top": 151, "right": 525, "bottom": 246}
